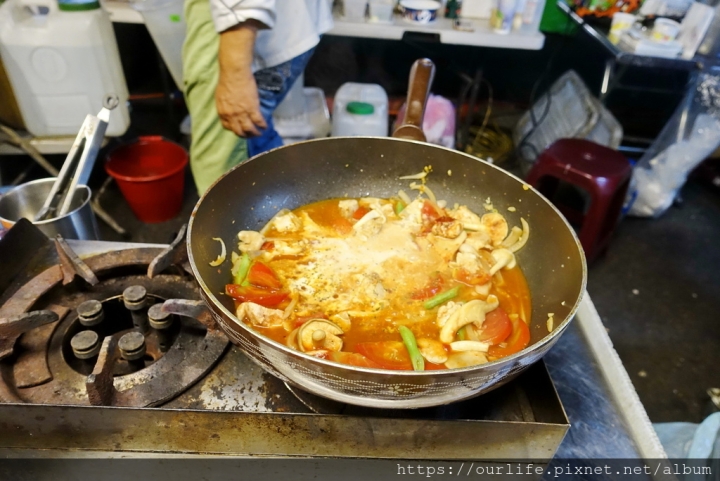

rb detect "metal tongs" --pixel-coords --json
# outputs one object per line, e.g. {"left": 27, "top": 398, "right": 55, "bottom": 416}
{"left": 34, "top": 95, "right": 119, "bottom": 221}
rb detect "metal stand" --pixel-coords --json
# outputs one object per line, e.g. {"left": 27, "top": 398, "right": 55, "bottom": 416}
{"left": 0, "top": 124, "right": 60, "bottom": 185}
{"left": 556, "top": 1, "right": 705, "bottom": 155}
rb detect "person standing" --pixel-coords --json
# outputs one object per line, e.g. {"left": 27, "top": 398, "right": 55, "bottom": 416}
{"left": 183, "top": 0, "right": 334, "bottom": 194}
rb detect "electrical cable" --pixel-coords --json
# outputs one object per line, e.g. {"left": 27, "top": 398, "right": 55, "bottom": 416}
{"left": 514, "top": 20, "right": 577, "bottom": 164}
{"left": 463, "top": 21, "right": 578, "bottom": 165}
{"left": 464, "top": 80, "right": 515, "bottom": 164}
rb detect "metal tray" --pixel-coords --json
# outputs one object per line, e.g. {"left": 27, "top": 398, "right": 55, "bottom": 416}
{"left": 0, "top": 358, "right": 568, "bottom": 460}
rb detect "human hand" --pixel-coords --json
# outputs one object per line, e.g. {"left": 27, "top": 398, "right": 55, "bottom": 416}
{"left": 215, "top": 69, "right": 267, "bottom": 137}
{"left": 216, "top": 20, "right": 267, "bottom": 138}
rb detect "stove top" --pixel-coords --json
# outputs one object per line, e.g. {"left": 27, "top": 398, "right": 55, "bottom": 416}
{"left": 0, "top": 220, "right": 569, "bottom": 460}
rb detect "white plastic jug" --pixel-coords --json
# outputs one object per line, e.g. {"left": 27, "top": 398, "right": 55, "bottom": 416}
{"left": 331, "top": 82, "right": 388, "bottom": 137}
{"left": 0, "top": 0, "right": 130, "bottom": 137}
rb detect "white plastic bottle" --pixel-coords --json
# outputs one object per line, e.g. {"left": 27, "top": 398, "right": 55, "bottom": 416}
{"left": 493, "top": 0, "right": 517, "bottom": 34}
{"left": 519, "top": 0, "right": 545, "bottom": 33}
{"left": 0, "top": 0, "right": 130, "bottom": 137}
{"left": 331, "top": 83, "right": 388, "bottom": 137}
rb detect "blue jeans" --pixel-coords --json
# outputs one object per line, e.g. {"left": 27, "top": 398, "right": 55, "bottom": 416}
{"left": 248, "top": 48, "right": 315, "bottom": 158}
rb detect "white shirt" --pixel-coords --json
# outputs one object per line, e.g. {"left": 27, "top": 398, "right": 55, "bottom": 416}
{"left": 208, "top": 0, "right": 334, "bottom": 71}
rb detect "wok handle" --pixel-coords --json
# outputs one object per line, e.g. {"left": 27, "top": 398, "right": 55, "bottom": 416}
{"left": 392, "top": 58, "right": 436, "bottom": 142}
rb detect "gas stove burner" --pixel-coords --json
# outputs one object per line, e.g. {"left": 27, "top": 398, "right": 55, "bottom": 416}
{"left": 63, "top": 291, "right": 182, "bottom": 377}
{"left": 0, "top": 242, "right": 228, "bottom": 407}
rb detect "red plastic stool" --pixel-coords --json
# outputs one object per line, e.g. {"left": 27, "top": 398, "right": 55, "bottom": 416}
{"left": 526, "top": 139, "right": 632, "bottom": 262}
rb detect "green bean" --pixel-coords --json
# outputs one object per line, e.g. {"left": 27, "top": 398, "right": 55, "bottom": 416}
{"left": 423, "top": 286, "right": 459, "bottom": 310}
{"left": 394, "top": 200, "right": 406, "bottom": 215}
{"left": 231, "top": 252, "right": 251, "bottom": 285}
{"left": 457, "top": 326, "right": 466, "bottom": 341}
{"left": 398, "top": 325, "right": 424, "bottom": 371}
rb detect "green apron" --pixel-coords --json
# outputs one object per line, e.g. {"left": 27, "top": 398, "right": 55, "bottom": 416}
{"left": 183, "top": 0, "right": 248, "bottom": 194}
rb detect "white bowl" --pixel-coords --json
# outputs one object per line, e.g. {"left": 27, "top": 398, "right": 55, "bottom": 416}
{"left": 399, "top": 0, "right": 440, "bottom": 24}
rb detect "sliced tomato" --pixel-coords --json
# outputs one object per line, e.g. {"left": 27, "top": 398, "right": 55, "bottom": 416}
{"left": 328, "top": 351, "right": 382, "bottom": 368}
{"left": 355, "top": 341, "right": 412, "bottom": 370}
{"left": 487, "top": 317, "right": 530, "bottom": 358}
{"left": 421, "top": 200, "right": 441, "bottom": 221}
{"left": 454, "top": 267, "right": 492, "bottom": 286}
{"left": 424, "top": 361, "right": 448, "bottom": 370}
{"left": 246, "top": 261, "right": 282, "bottom": 289}
{"left": 478, "top": 308, "right": 513, "bottom": 345}
{"left": 352, "top": 206, "right": 371, "bottom": 220}
{"left": 411, "top": 274, "right": 444, "bottom": 300}
{"left": 225, "top": 284, "right": 288, "bottom": 308}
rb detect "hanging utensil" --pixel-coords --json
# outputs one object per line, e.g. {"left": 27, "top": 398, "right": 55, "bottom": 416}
{"left": 34, "top": 95, "right": 119, "bottom": 221}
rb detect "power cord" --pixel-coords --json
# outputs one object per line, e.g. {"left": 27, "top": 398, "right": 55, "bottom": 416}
{"left": 514, "top": 20, "right": 576, "bottom": 164}
{"left": 464, "top": 80, "right": 516, "bottom": 164}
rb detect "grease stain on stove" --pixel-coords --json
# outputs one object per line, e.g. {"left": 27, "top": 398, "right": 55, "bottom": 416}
{"left": 196, "top": 373, "right": 268, "bottom": 411}
{"left": 171, "top": 350, "right": 275, "bottom": 412}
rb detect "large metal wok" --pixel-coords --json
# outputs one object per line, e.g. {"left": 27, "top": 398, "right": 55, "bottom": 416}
{"left": 186, "top": 60, "right": 586, "bottom": 408}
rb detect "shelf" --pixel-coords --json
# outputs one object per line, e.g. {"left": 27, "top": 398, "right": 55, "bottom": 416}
{"left": 556, "top": 1, "right": 702, "bottom": 70}
{"left": 328, "top": 15, "right": 545, "bottom": 50}
{"left": 101, "top": 1, "right": 545, "bottom": 50}
{"left": 0, "top": 135, "right": 78, "bottom": 156}
{"left": 0, "top": 133, "right": 111, "bottom": 157}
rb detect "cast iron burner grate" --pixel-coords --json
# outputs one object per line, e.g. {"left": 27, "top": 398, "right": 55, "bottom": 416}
{"left": 0, "top": 222, "right": 228, "bottom": 407}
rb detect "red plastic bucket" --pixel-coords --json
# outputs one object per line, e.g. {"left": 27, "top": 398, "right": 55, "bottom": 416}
{"left": 105, "top": 136, "right": 188, "bottom": 223}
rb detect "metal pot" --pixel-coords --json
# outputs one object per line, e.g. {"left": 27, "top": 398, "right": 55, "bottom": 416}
{"left": 0, "top": 178, "right": 99, "bottom": 240}
{"left": 186, "top": 60, "right": 587, "bottom": 408}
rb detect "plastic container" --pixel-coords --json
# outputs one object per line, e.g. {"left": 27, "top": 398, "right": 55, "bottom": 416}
{"left": 609, "top": 12, "right": 636, "bottom": 44}
{"left": 461, "top": 0, "right": 494, "bottom": 19}
{"left": 105, "top": 136, "right": 188, "bottom": 223}
{"left": 274, "top": 73, "right": 306, "bottom": 119}
{"left": 331, "top": 82, "right": 389, "bottom": 137}
{"left": 492, "top": 0, "right": 517, "bottom": 33}
{"left": 342, "top": 0, "right": 367, "bottom": 21}
{"left": 274, "top": 87, "right": 331, "bottom": 142}
{"left": 518, "top": 0, "right": 545, "bottom": 33}
{"left": 132, "top": 0, "right": 185, "bottom": 89}
{"left": 0, "top": 0, "right": 130, "bottom": 137}
{"left": 0, "top": 56, "right": 25, "bottom": 129}
{"left": 368, "top": 0, "right": 394, "bottom": 23}
{"left": 652, "top": 17, "right": 681, "bottom": 43}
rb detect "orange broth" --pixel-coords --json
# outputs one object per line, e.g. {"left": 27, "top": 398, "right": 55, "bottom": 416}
{"left": 238, "top": 198, "right": 532, "bottom": 368}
